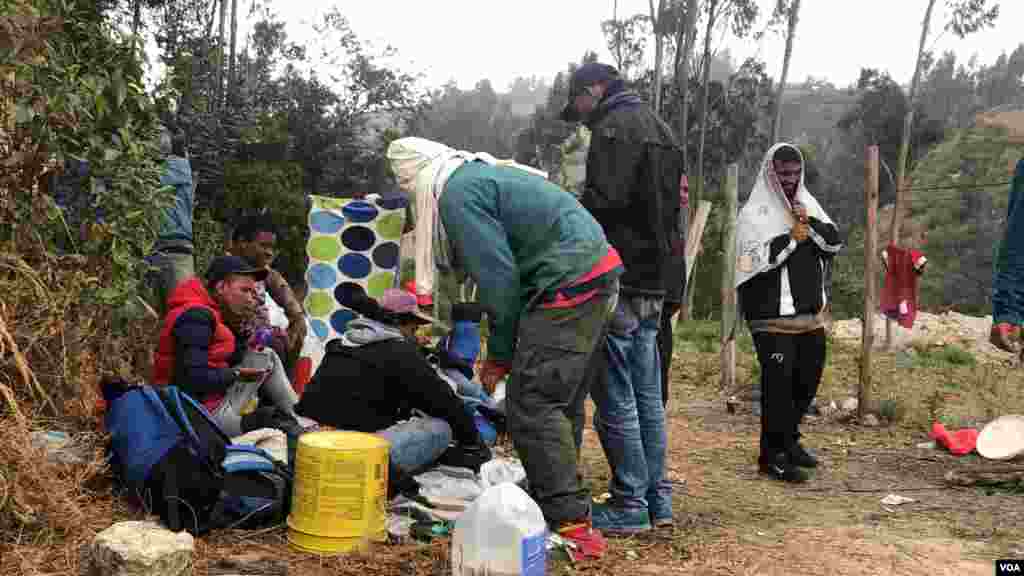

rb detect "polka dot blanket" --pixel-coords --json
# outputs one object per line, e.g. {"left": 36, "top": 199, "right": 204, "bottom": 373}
{"left": 304, "top": 194, "right": 408, "bottom": 343}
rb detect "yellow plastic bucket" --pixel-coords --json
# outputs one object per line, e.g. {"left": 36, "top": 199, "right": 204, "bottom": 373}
{"left": 287, "top": 431, "right": 390, "bottom": 554}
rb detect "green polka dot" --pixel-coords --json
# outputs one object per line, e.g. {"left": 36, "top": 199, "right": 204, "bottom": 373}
{"left": 312, "top": 195, "right": 346, "bottom": 211}
{"left": 376, "top": 212, "right": 405, "bottom": 240}
{"left": 366, "top": 272, "right": 395, "bottom": 299}
{"left": 308, "top": 235, "right": 341, "bottom": 261}
{"left": 307, "top": 291, "right": 335, "bottom": 317}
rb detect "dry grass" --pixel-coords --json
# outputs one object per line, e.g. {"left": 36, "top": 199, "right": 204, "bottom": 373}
{"left": 3, "top": 299, "right": 1024, "bottom": 575}
{"left": 0, "top": 416, "right": 124, "bottom": 575}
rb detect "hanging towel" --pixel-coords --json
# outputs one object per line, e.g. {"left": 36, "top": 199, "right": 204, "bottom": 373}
{"left": 880, "top": 244, "right": 927, "bottom": 329}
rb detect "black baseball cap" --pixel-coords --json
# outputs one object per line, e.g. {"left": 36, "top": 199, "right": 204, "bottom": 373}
{"left": 560, "top": 62, "right": 620, "bottom": 123}
{"left": 205, "top": 255, "right": 269, "bottom": 285}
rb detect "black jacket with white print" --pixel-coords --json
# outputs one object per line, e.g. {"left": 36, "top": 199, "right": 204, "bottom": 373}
{"left": 738, "top": 217, "right": 841, "bottom": 322}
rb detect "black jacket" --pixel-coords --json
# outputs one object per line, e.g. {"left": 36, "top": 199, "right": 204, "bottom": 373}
{"left": 295, "top": 331, "right": 481, "bottom": 447}
{"left": 582, "top": 83, "right": 684, "bottom": 296}
{"left": 738, "top": 218, "right": 841, "bottom": 321}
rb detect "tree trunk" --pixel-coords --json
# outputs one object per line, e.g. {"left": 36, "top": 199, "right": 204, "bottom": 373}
{"left": 890, "top": 0, "right": 937, "bottom": 245}
{"left": 695, "top": 0, "right": 717, "bottom": 212}
{"left": 217, "top": 0, "right": 228, "bottom": 111}
{"left": 613, "top": 0, "right": 624, "bottom": 71}
{"left": 684, "top": 0, "right": 718, "bottom": 321}
{"left": 648, "top": 0, "right": 665, "bottom": 114}
{"left": 771, "top": 0, "right": 801, "bottom": 142}
{"left": 132, "top": 0, "right": 142, "bottom": 37}
{"left": 676, "top": 0, "right": 698, "bottom": 171}
{"left": 229, "top": 0, "right": 238, "bottom": 105}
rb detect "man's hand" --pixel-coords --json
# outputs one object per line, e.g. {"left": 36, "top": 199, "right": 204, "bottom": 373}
{"left": 286, "top": 314, "right": 307, "bottom": 352}
{"left": 791, "top": 221, "right": 809, "bottom": 243}
{"left": 237, "top": 367, "right": 269, "bottom": 382}
{"left": 480, "top": 359, "right": 512, "bottom": 395}
{"left": 791, "top": 204, "right": 809, "bottom": 243}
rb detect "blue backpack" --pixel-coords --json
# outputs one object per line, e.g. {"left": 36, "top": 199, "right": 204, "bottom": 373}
{"left": 103, "top": 380, "right": 291, "bottom": 535}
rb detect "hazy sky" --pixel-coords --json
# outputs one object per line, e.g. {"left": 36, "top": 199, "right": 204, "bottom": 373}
{"left": 247, "top": 0, "right": 1024, "bottom": 93}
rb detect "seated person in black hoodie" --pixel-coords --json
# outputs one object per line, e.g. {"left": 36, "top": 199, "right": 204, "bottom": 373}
{"left": 295, "top": 286, "right": 490, "bottom": 485}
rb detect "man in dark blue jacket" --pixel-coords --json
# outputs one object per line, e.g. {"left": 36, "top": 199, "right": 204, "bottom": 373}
{"left": 562, "top": 63, "right": 683, "bottom": 533}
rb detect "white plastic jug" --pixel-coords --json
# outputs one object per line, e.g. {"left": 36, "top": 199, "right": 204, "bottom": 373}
{"left": 450, "top": 483, "right": 547, "bottom": 576}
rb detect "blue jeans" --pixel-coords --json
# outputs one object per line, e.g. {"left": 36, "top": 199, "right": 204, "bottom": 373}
{"left": 591, "top": 295, "right": 671, "bottom": 518}
{"left": 376, "top": 417, "right": 452, "bottom": 476}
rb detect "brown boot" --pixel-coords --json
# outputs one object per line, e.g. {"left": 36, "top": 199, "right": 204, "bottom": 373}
{"left": 990, "top": 323, "right": 1020, "bottom": 353}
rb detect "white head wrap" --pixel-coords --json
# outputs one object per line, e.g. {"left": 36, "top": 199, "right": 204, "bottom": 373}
{"left": 386, "top": 136, "right": 547, "bottom": 296}
{"left": 735, "top": 143, "right": 833, "bottom": 288}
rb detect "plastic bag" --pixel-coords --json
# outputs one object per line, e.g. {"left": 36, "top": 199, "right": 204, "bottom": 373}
{"left": 479, "top": 458, "right": 526, "bottom": 490}
{"left": 415, "top": 468, "right": 484, "bottom": 502}
{"left": 451, "top": 483, "right": 547, "bottom": 576}
{"left": 294, "top": 316, "right": 326, "bottom": 395}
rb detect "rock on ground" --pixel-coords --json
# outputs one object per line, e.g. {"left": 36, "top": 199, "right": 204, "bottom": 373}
{"left": 832, "top": 311, "right": 1012, "bottom": 359}
{"left": 88, "top": 521, "right": 194, "bottom": 576}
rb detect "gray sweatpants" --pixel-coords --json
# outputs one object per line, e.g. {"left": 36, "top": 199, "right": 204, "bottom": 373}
{"left": 212, "top": 347, "right": 299, "bottom": 437}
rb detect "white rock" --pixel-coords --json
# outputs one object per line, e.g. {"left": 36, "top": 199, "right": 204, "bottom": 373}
{"left": 89, "top": 521, "right": 194, "bottom": 576}
{"left": 840, "top": 397, "right": 859, "bottom": 412}
{"left": 862, "top": 414, "right": 881, "bottom": 427}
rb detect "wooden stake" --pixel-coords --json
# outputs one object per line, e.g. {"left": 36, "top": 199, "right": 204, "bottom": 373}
{"left": 677, "top": 199, "right": 711, "bottom": 324}
{"left": 685, "top": 200, "right": 712, "bottom": 287}
{"left": 861, "top": 146, "right": 880, "bottom": 418}
{"left": 720, "top": 164, "right": 739, "bottom": 390}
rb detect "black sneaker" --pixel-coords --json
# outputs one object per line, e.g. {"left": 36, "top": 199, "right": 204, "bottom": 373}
{"left": 789, "top": 443, "right": 819, "bottom": 468}
{"left": 758, "top": 453, "right": 809, "bottom": 483}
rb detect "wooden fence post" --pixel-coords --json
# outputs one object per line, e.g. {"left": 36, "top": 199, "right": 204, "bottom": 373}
{"left": 860, "top": 146, "right": 880, "bottom": 419}
{"left": 671, "top": 199, "right": 712, "bottom": 330}
{"left": 720, "top": 164, "right": 739, "bottom": 390}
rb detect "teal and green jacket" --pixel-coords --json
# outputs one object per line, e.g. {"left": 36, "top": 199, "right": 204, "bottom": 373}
{"left": 439, "top": 161, "right": 610, "bottom": 361}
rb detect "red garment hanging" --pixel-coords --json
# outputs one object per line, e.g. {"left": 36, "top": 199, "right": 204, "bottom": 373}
{"left": 880, "top": 244, "right": 927, "bottom": 329}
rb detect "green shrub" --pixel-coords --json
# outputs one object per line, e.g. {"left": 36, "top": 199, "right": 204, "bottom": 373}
{"left": 219, "top": 161, "right": 307, "bottom": 282}
{"left": 2, "top": 0, "right": 169, "bottom": 305}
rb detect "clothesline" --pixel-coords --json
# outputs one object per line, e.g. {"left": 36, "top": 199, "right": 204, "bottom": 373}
{"left": 899, "top": 180, "right": 1011, "bottom": 192}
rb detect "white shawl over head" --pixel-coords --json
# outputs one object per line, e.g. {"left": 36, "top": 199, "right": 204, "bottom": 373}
{"left": 386, "top": 136, "right": 547, "bottom": 297}
{"left": 735, "top": 142, "right": 833, "bottom": 288}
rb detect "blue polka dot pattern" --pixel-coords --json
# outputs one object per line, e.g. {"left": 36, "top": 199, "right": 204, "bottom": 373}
{"left": 330, "top": 309, "right": 357, "bottom": 334}
{"left": 333, "top": 281, "right": 365, "bottom": 309}
{"left": 377, "top": 196, "right": 406, "bottom": 210}
{"left": 308, "top": 263, "right": 337, "bottom": 290}
{"left": 341, "top": 225, "right": 376, "bottom": 252}
{"left": 338, "top": 253, "right": 372, "bottom": 279}
{"left": 306, "top": 194, "right": 409, "bottom": 342}
{"left": 371, "top": 242, "right": 400, "bottom": 269}
{"left": 310, "top": 210, "right": 345, "bottom": 234}
{"left": 310, "top": 319, "right": 330, "bottom": 341}
{"left": 342, "top": 201, "right": 379, "bottom": 223}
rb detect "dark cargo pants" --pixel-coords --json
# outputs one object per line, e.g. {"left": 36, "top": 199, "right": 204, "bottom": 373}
{"left": 506, "top": 281, "right": 617, "bottom": 526}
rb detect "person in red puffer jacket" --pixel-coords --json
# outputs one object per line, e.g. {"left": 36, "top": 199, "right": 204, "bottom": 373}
{"left": 152, "top": 256, "right": 299, "bottom": 437}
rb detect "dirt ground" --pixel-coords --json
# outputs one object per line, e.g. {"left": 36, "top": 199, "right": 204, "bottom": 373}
{"left": 4, "top": 325, "right": 1022, "bottom": 576}
{"left": 560, "top": 334, "right": 1023, "bottom": 576}
{"left": 188, "top": 333, "right": 1023, "bottom": 576}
